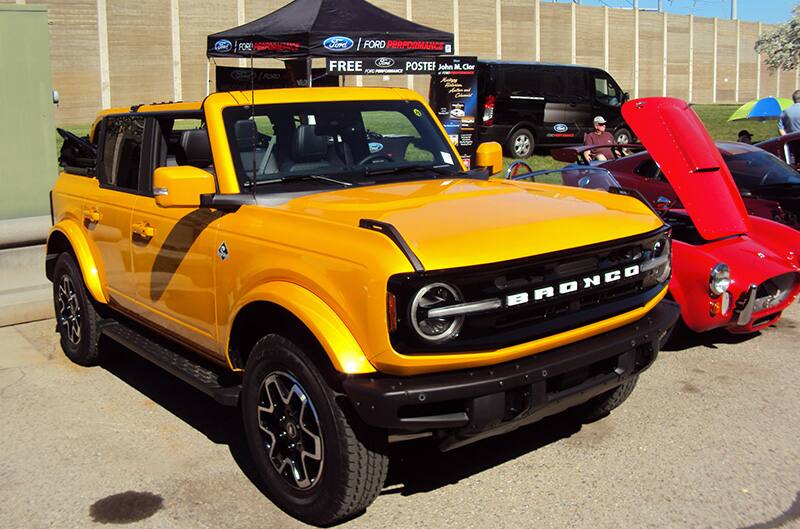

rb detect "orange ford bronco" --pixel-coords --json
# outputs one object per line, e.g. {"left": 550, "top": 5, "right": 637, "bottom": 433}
{"left": 48, "top": 87, "right": 679, "bottom": 525}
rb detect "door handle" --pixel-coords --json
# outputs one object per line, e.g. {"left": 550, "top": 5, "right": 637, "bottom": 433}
{"left": 132, "top": 222, "right": 155, "bottom": 239}
{"left": 82, "top": 207, "right": 101, "bottom": 223}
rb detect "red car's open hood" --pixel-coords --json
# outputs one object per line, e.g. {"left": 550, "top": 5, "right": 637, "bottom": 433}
{"left": 622, "top": 97, "right": 750, "bottom": 240}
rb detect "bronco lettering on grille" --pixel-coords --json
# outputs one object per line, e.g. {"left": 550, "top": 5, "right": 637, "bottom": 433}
{"left": 506, "top": 265, "right": 641, "bottom": 307}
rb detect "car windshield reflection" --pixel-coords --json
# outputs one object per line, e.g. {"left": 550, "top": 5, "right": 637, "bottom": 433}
{"left": 510, "top": 167, "right": 622, "bottom": 191}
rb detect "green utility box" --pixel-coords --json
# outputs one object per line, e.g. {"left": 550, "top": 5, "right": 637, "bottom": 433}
{"left": 0, "top": 5, "right": 57, "bottom": 221}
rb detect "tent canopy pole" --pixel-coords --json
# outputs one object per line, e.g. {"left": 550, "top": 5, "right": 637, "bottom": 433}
{"left": 206, "top": 59, "right": 211, "bottom": 96}
{"left": 306, "top": 57, "right": 313, "bottom": 87}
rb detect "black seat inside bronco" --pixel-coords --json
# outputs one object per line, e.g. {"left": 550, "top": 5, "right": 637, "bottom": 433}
{"left": 177, "top": 129, "right": 213, "bottom": 170}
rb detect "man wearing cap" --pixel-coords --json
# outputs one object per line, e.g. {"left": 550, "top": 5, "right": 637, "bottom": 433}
{"left": 583, "top": 116, "right": 616, "bottom": 161}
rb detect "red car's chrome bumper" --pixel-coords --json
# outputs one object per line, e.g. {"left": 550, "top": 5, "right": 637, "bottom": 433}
{"left": 727, "top": 276, "right": 800, "bottom": 333}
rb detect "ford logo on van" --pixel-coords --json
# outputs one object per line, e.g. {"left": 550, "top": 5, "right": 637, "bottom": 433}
{"left": 375, "top": 57, "right": 395, "bottom": 68}
{"left": 553, "top": 123, "right": 568, "bottom": 133}
{"left": 214, "top": 39, "right": 233, "bottom": 53}
{"left": 323, "top": 36, "right": 354, "bottom": 51}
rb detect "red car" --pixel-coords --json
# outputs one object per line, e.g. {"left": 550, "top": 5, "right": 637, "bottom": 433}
{"left": 554, "top": 140, "right": 800, "bottom": 230}
{"left": 523, "top": 97, "right": 800, "bottom": 333}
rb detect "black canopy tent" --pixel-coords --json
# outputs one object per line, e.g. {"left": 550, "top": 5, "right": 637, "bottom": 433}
{"left": 206, "top": 0, "right": 453, "bottom": 87}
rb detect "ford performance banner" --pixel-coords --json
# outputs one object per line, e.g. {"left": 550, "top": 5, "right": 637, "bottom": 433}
{"left": 430, "top": 57, "right": 478, "bottom": 169}
{"left": 215, "top": 66, "right": 337, "bottom": 91}
{"left": 325, "top": 56, "right": 438, "bottom": 75}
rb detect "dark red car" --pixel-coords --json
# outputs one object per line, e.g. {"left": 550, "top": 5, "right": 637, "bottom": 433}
{"left": 756, "top": 131, "right": 800, "bottom": 168}
{"left": 554, "top": 140, "right": 800, "bottom": 230}
{"left": 536, "top": 97, "right": 800, "bottom": 334}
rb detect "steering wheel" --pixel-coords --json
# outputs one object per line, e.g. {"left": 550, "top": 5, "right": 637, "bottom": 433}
{"left": 505, "top": 160, "right": 533, "bottom": 179}
{"left": 357, "top": 153, "right": 393, "bottom": 165}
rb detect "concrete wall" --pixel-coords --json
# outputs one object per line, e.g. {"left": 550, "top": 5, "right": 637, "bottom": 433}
{"left": 1, "top": 0, "right": 795, "bottom": 125}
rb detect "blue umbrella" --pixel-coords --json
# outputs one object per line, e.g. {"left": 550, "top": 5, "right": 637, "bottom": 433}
{"left": 728, "top": 97, "right": 794, "bottom": 121}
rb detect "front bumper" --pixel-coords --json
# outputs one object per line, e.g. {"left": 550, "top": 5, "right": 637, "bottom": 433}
{"left": 343, "top": 299, "right": 680, "bottom": 449}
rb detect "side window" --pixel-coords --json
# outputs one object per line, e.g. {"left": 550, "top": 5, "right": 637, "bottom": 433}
{"left": 560, "top": 70, "right": 588, "bottom": 101}
{"left": 635, "top": 159, "right": 664, "bottom": 180}
{"left": 594, "top": 75, "right": 621, "bottom": 106}
{"left": 501, "top": 67, "right": 543, "bottom": 97}
{"left": 100, "top": 116, "right": 145, "bottom": 191}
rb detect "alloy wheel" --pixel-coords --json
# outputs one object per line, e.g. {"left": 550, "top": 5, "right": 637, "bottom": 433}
{"left": 57, "top": 275, "right": 81, "bottom": 346}
{"left": 256, "top": 371, "right": 324, "bottom": 490}
{"left": 514, "top": 135, "right": 531, "bottom": 157}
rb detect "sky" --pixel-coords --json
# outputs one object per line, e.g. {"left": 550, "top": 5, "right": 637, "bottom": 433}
{"left": 550, "top": 0, "right": 795, "bottom": 24}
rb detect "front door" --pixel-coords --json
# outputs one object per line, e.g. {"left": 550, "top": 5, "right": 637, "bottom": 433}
{"left": 130, "top": 195, "right": 222, "bottom": 351}
{"left": 129, "top": 119, "right": 222, "bottom": 352}
{"left": 591, "top": 73, "right": 625, "bottom": 140}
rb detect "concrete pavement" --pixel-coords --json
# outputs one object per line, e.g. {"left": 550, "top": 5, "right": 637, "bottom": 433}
{"left": 2, "top": 303, "right": 799, "bottom": 528}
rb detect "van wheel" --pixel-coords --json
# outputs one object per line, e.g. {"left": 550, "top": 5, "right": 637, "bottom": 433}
{"left": 507, "top": 129, "right": 534, "bottom": 158}
{"left": 53, "top": 253, "right": 102, "bottom": 366}
{"left": 614, "top": 127, "right": 632, "bottom": 145}
{"left": 242, "top": 334, "right": 388, "bottom": 525}
{"left": 577, "top": 375, "right": 638, "bottom": 422}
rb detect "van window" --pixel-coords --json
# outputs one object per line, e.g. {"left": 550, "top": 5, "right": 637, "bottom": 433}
{"left": 594, "top": 75, "right": 622, "bottom": 106}
{"left": 500, "top": 67, "right": 587, "bottom": 100}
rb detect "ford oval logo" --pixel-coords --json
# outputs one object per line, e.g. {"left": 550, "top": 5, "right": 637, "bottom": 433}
{"left": 323, "top": 36, "right": 354, "bottom": 51}
{"left": 375, "top": 57, "right": 395, "bottom": 68}
{"left": 554, "top": 123, "right": 568, "bottom": 133}
{"left": 214, "top": 39, "right": 233, "bottom": 53}
{"left": 368, "top": 142, "right": 384, "bottom": 153}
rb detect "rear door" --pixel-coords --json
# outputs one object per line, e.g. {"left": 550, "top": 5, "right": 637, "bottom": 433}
{"left": 623, "top": 97, "right": 749, "bottom": 240}
{"left": 85, "top": 115, "right": 143, "bottom": 307}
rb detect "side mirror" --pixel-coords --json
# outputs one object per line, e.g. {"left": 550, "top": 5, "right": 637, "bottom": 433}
{"left": 622, "top": 92, "right": 630, "bottom": 103}
{"left": 475, "top": 142, "right": 503, "bottom": 175}
{"left": 153, "top": 166, "right": 216, "bottom": 208}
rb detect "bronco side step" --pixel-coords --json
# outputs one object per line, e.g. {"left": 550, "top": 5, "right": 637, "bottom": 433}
{"left": 101, "top": 321, "right": 241, "bottom": 406}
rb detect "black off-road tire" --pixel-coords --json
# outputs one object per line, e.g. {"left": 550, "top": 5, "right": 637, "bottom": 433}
{"left": 506, "top": 128, "right": 535, "bottom": 158}
{"left": 613, "top": 127, "right": 633, "bottom": 145}
{"left": 241, "top": 334, "right": 388, "bottom": 526}
{"left": 578, "top": 375, "right": 639, "bottom": 422}
{"left": 53, "top": 253, "right": 102, "bottom": 366}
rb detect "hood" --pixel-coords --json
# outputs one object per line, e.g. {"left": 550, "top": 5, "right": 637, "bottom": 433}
{"left": 275, "top": 178, "right": 664, "bottom": 271}
{"left": 623, "top": 97, "right": 750, "bottom": 241}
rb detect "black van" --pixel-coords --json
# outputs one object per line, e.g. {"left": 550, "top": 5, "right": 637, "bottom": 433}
{"left": 430, "top": 60, "right": 630, "bottom": 158}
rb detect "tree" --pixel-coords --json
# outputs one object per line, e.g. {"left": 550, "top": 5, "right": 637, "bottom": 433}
{"left": 755, "top": 5, "right": 800, "bottom": 70}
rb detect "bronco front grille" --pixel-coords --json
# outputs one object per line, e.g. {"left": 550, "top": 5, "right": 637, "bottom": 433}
{"left": 388, "top": 227, "right": 671, "bottom": 354}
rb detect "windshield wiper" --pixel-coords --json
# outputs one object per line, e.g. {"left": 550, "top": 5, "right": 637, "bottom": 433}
{"left": 363, "top": 163, "right": 457, "bottom": 177}
{"left": 251, "top": 173, "right": 353, "bottom": 187}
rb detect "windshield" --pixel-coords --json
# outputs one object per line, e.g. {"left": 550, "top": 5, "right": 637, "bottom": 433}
{"left": 223, "top": 100, "right": 462, "bottom": 192}
{"left": 723, "top": 151, "right": 800, "bottom": 189}
{"left": 512, "top": 167, "right": 621, "bottom": 191}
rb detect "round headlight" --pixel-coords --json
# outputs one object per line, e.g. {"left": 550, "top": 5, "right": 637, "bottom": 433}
{"left": 410, "top": 282, "right": 464, "bottom": 342}
{"left": 709, "top": 263, "right": 731, "bottom": 296}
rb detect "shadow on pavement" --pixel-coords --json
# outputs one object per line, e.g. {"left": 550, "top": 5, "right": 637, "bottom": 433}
{"left": 383, "top": 411, "right": 584, "bottom": 496}
{"left": 661, "top": 323, "right": 759, "bottom": 352}
{"left": 97, "top": 336, "right": 587, "bottom": 503}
